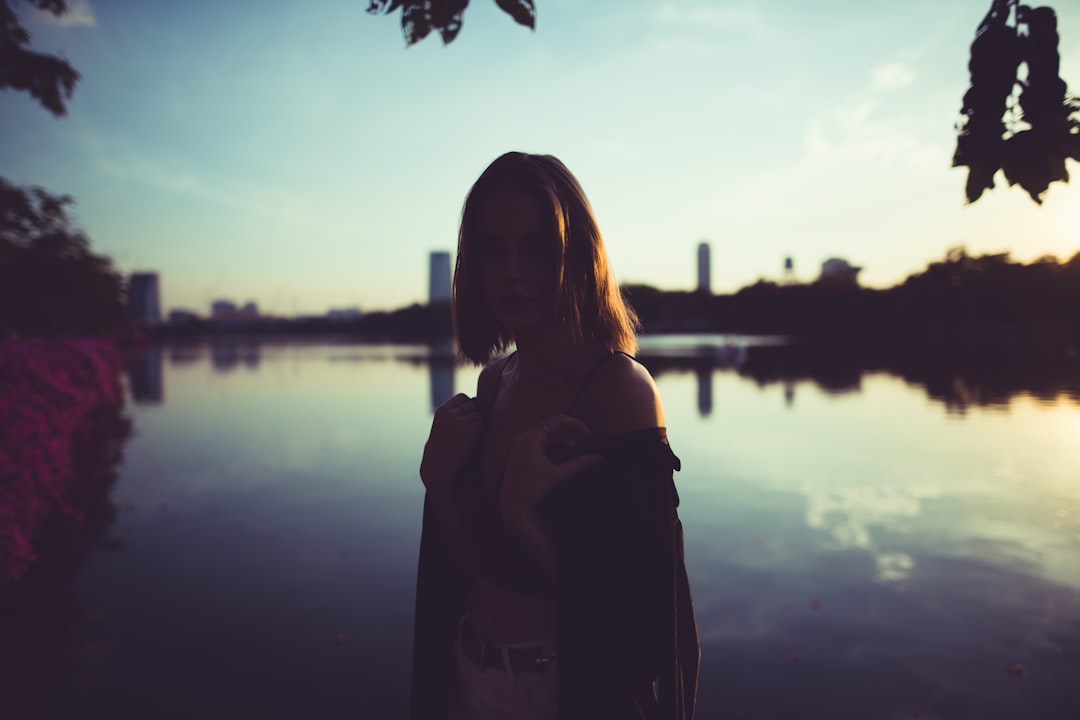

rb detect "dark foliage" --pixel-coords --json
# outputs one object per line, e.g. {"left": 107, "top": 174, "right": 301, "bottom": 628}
{"left": 366, "top": 0, "right": 535, "bottom": 46}
{"left": 0, "top": 179, "right": 126, "bottom": 337}
{"left": 0, "top": 364, "right": 131, "bottom": 716}
{"left": 148, "top": 301, "right": 453, "bottom": 342}
{"left": 625, "top": 247, "right": 1080, "bottom": 339}
{"left": 0, "top": 2, "right": 124, "bottom": 339}
{"left": 0, "top": 0, "right": 79, "bottom": 117}
{"left": 954, "top": 0, "right": 1080, "bottom": 204}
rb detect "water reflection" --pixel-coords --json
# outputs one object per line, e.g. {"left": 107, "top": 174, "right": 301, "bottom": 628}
{"left": 46, "top": 338, "right": 1080, "bottom": 718}
{"left": 428, "top": 340, "right": 456, "bottom": 410}
{"left": 210, "top": 338, "right": 261, "bottom": 372}
{"left": 638, "top": 336, "right": 1080, "bottom": 411}
{"left": 123, "top": 345, "right": 163, "bottom": 404}
{"left": 167, "top": 342, "right": 202, "bottom": 366}
{"left": 695, "top": 365, "right": 713, "bottom": 417}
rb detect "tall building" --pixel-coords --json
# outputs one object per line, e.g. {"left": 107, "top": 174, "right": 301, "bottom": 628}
{"left": 697, "top": 242, "right": 711, "bottom": 294}
{"left": 127, "top": 272, "right": 161, "bottom": 325}
{"left": 429, "top": 251, "right": 452, "bottom": 303}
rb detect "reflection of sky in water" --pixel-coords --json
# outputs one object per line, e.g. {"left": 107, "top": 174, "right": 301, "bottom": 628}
{"left": 661, "top": 368, "right": 1079, "bottom": 719}
{"left": 45, "top": 343, "right": 1080, "bottom": 719}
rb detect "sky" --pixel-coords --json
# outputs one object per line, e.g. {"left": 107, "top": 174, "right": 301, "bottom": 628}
{"left": 2, "top": 0, "right": 1079, "bottom": 316}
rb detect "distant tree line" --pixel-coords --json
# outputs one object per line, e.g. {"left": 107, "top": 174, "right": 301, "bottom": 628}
{"left": 154, "top": 249, "right": 1080, "bottom": 345}
{"left": 158, "top": 301, "right": 455, "bottom": 342}
{"left": 624, "top": 247, "right": 1080, "bottom": 340}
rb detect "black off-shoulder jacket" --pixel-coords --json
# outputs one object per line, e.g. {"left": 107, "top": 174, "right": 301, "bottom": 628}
{"left": 408, "top": 428, "right": 701, "bottom": 720}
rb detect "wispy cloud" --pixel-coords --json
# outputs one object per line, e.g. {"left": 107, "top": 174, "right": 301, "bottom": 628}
{"left": 793, "top": 51, "right": 946, "bottom": 173}
{"left": 647, "top": 1, "right": 769, "bottom": 59}
{"left": 32, "top": 0, "right": 96, "bottom": 28}
{"left": 654, "top": 1, "right": 766, "bottom": 35}
{"left": 869, "top": 61, "right": 915, "bottom": 92}
{"left": 801, "top": 89, "right": 943, "bottom": 170}
{"left": 77, "top": 128, "right": 321, "bottom": 230}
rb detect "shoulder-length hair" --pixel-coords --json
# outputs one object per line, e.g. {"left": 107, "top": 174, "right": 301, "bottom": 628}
{"left": 453, "top": 152, "right": 639, "bottom": 365}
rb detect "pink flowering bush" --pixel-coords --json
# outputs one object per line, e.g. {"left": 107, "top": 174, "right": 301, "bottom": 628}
{"left": 0, "top": 338, "right": 125, "bottom": 585}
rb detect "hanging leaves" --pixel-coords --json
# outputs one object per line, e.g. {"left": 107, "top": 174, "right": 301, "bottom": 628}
{"left": 953, "top": 1, "right": 1080, "bottom": 204}
{"left": 0, "top": 0, "right": 81, "bottom": 116}
{"left": 494, "top": 0, "right": 536, "bottom": 30}
{"left": 366, "top": 0, "right": 534, "bottom": 47}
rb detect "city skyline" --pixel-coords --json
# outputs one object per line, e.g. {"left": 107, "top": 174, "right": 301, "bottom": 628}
{"left": 3, "top": 0, "right": 1079, "bottom": 316}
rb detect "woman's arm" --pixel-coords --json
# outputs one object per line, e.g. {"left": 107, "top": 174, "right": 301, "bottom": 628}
{"left": 500, "top": 354, "right": 665, "bottom": 579}
{"left": 419, "top": 393, "right": 481, "bottom": 572}
{"left": 499, "top": 414, "right": 603, "bottom": 581}
{"left": 418, "top": 358, "right": 510, "bottom": 571}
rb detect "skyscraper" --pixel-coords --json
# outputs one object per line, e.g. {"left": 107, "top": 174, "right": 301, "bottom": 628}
{"left": 127, "top": 272, "right": 161, "bottom": 325}
{"left": 697, "top": 242, "right": 711, "bottom": 294}
{"left": 429, "top": 251, "right": 451, "bottom": 303}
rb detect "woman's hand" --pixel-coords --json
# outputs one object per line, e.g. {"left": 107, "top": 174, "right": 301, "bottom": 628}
{"left": 499, "top": 415, "right": 603, "bottom": 530}
{"left": 419, "top": 393, "right": 483, "bottom": 493}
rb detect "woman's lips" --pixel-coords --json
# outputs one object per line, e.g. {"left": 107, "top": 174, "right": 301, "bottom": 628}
{"left": 497, "top": 294, "right": 534, "bottom": 311}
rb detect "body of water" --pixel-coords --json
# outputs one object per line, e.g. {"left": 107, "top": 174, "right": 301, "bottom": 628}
{"left": 9, "top": 337, "right": 1080, "bottom": 719}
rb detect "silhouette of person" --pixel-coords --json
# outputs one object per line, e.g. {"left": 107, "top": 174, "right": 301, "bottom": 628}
{"left": 410, "top": 152, "right": 699, "bottom": 719}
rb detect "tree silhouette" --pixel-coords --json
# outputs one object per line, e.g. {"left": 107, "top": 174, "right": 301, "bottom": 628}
{"left": 0, "top": 179, "right": 126, "bottom": 337}
{"left": 953, "top": 0, "right": 1080, "bottom": 204}
{"left": 1, "top": 1, "right": 126, "bottom": 337}
{"left": 0, "top": 0, "right": 80, "bottom": 116}
{"left": 366, "top": 0, "right": 535, "bottom": 46}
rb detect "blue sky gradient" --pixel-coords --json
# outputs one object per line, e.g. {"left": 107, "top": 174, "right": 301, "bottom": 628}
{"left": 2, "top": 0, "right": 1078, "bottom": 315}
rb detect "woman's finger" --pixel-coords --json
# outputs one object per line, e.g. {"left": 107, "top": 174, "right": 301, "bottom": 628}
{"left": 444, "top": 393, "right": 472, "bottom": 409}
{"left": 551, "top": 452, "right": 603, "bottom": 480}
{"left": 544, "top": 414, "right": 593, "bottom": 440}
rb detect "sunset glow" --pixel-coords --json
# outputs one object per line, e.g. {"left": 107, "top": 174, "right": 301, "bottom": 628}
{"left": 2, "top": 0, "right": 1078, "bottom": 316}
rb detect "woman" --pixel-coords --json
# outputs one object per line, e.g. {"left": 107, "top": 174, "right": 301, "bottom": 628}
{"left": 411, "top": 152, "right": 699, "bottom": 720}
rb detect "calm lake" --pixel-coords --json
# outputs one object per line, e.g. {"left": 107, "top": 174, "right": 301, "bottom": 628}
{"left": 14, "top": 336, "right": 1080, "bottom": 719}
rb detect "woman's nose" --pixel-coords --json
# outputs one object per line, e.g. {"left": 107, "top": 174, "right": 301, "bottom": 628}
{"left": 505, "top": 244, "right": 527, "bottom": 278}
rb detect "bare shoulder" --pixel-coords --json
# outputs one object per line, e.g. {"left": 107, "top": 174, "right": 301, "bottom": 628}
{"left": 579, "top": 352, "right": 665, "bottom": 437}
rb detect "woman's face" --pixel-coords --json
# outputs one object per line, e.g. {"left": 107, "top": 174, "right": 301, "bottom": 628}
{"left": 472, "top": 187, "right": 562, "bottom": 334}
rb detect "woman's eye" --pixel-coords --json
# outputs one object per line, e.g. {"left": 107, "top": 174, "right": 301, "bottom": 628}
{"left": 475, "top": 241, "right": 501, "bottom": 259}
{"left": 524, "top": 237, "right": 555, "bottom": 260}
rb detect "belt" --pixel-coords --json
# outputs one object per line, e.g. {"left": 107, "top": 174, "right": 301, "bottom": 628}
{"left": 459, "top": 617, "right": 556, "bottom": 674}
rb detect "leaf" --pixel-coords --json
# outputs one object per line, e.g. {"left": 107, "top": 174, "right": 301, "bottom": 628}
{"left": 433, "top": 0, "right": 469, "bottom": 44}
{"left": 964, "top": 164, "right": 997, "bottom": 204}
{"left": 365, "top": 0, "right": 404, "bottom": 14}
{"left": 495, "top": 0, "right": 536, "bottom": 29}
{"left": 401, "top": 1, "right": 432, "bottom": 46}
{"left": 438, "top": 16, "right": 463, "bottom": 44}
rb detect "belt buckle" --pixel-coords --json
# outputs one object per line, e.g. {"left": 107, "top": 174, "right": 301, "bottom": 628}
{"left": 534, "top": 651, "right": 557, "bottom": 666}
